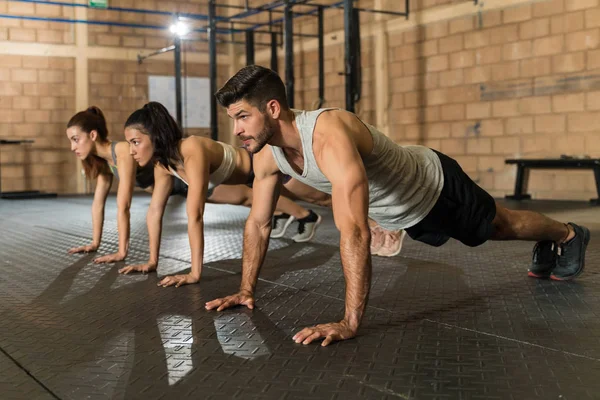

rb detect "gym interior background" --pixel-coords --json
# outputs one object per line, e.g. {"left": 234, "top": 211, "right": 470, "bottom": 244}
{"left": 1, "top": 1, "right": 600, "bottom": 399}
{"left": 2, "top": 0, "right": 599, "bottom": 199}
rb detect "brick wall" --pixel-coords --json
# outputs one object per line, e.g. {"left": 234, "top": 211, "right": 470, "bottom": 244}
{"left": 381, "top": 0, "right": 599, "bottom": 200}
{"left": 1, "top": 1, "right": 232, "bottom": 194}
{"left": 0, "top": 55, "right": 76, "bottom": 193}
{"left": 1, "top": 1, "right": 75, "bottom": 45}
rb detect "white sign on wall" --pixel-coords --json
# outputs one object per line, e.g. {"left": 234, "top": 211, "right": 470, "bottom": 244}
{"left": 148, "top": 75, "right": 211, "bottom": 128}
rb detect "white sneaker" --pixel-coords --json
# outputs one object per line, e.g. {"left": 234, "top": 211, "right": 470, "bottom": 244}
{"left": 292, "top": 210, "right": 322, "bottom": 243}
{"left": 370, "top": 225, "right": 385, "bottom": 255}
{"left": 376, "top": 229, "right": 405, "bottom": 257}
{"left": 270, "top": 213, "right": 295, "bottom": 238}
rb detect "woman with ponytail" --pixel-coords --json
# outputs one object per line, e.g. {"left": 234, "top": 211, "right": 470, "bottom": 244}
{"left": 66, "top": 106, "right": 159, "bottom": 263}
{"left": 119, "top": 101, "right": 326, "bottom": 287}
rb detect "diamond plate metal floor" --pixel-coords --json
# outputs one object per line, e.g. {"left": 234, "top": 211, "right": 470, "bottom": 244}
{"left": 1, "top": 195, "right": 599, "bottom": 399}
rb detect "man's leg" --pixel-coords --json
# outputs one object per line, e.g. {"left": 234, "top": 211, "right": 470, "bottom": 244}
{"left": 490, "top": 203, "right": 572, "bottom": 242}
{"left": 490, "top": 202, "right": 590, "bottom": 281}
{"left": 420, "top": 149, "right": 590, "bottom": 281}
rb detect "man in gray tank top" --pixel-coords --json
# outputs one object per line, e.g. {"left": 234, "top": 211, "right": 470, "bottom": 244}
{"left": 206, "top": 65, "right": 591, "bottom": 347}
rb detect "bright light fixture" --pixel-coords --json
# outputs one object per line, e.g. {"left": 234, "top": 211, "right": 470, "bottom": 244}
{"left": 170, "top": 21, "right": 190, "bottom": 37}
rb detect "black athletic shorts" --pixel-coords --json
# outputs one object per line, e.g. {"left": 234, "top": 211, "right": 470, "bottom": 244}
{"left": 405, "top": 149, "right": 497, "bottom": 248}
{"left": 245, "top": 148, "right": 291, "bottom": 188}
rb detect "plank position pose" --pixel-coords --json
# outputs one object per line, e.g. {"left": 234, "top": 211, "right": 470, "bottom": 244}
{"left": 119, "top": 102, "right": 326, "bottom": 287}
{"left": 205, "top": 65, "right": 591, "bottom": 346}
{"left": 66, "top": 106, "right": 186, "bottom": 264}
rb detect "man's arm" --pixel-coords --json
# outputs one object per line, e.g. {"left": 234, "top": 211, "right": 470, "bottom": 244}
{"left": 94, "top": 143, "right": 136, "bottom": 263}
{"left": 118, "top": 164, "right": 172, "bottom": 275}
{"left": 68, "top": 172, "right": 112, "bottom": 254}
{"left": 205, "top": 148, "right": 282, "bottom": 311}
{"left": 293, "top": 124, "right": 372, "bottom": 347}
{"left": 158, "top": 141, "right": 210, "bottom": 287}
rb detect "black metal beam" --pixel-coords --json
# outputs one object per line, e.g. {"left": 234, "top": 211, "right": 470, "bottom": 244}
{"left": 197, "top": 15, "right": 318, "bottom": 39}
{"left": 246, "top": 30, "right": 255, "bottom": 65}
{"left": 352, "top": 7, "right": 361, "bottom": 104}
{"left": 353, "top": 7, "right": 407, "bottom": 17}
{"left": 174, "top": 36, "right": 183, "bottom": 128}
{"left": 235, "top": 28, "right": 317, "bottom": 38}
{"left": 216, "top": 0, "right": 286, "bottom": 24}
{"left": 296, "top": 1, "right": 409, "bottom": 17}
{"left": 284, "top": 0, "right": 294, "bottom": 108}
{"left": 214, "top": 2, "right": 285, "bottom": 15}
{"left": 255, "top": 29, "right": 318, "bottom": 37}
{"left": 221, "top": 20, "right": 278, "bottom": 27}
{"left": 208, "top": 21, "right": 318, "bottom": 38}
{"left": 185, "top": 36, "right": 274, "bottom": 47}
{"left": 317, "top": 6, "right": 324, "bottom": 108}
{"left": 270, "top": 31, "right": 279, "bottom": 73}
{"left": 208, "top": 0, "right": 218, "bottom": 141}
{"left": 343, "top": 0, "right": 353, "bottom": 112}
{"left": 245, "top": 3, "right": 338, "bottom": 31}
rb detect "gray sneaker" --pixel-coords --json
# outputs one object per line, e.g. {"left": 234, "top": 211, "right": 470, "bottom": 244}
{"left": 271, "top": 213, "right": 295, "bottom": 238}
{"left": 528, "top": 240, "right": 557, "bottom": 279}
{"left": 551, "top": 222, "right": 591, "bottom": 281}
{"left": 292, "top": 210, "right": 322, "bottom": 243}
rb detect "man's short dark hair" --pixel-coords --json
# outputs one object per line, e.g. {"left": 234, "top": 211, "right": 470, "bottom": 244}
{"left": 215, "top": 65, "right": 290, "bottom": 112}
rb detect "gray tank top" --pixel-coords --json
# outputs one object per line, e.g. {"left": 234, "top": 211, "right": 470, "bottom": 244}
{"left": 270, "top": 108, "right": 444, "bottom": 230}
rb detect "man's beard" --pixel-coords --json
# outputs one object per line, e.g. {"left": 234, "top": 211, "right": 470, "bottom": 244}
{"left": 249, "top": 119, "right": 275, "bottom": 154}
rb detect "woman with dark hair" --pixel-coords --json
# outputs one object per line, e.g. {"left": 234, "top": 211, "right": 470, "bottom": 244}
{"left": 66, "top": 106, "right": 176, "bottom": 263}
{"left": 118, "top": 101, "right": 324, "bottom": 287}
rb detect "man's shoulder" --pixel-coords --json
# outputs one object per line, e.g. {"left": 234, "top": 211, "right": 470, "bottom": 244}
{"left": 314, "top": 109, "right": 355, "bottom": 131}
{"left": 253, "top": 145, "right": 276, "bottom": 163}
{"left": 313, "top": 110, "right": 355, "bottom": 148}
{"left": 253, "top": 145, "right": 281, "bottom": 176}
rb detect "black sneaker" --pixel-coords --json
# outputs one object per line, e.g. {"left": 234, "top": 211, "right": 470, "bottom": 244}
{"left": 551, "top": 223, "right": 591, "bottom": 281}
{"left": 292, "top": 210, "right": 322, "bottom": 243}
{"left": 528, "top": 241, "right": 556, "bottom": 279}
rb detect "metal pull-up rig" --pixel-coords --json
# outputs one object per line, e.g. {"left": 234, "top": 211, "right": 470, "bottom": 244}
{"left": 135, "top": 0, "right": 410, "bottom": 139}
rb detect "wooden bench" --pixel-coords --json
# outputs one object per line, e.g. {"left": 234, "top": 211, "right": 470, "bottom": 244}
{"left": 504, "top": 158, "right": 600, "bottom": 205}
